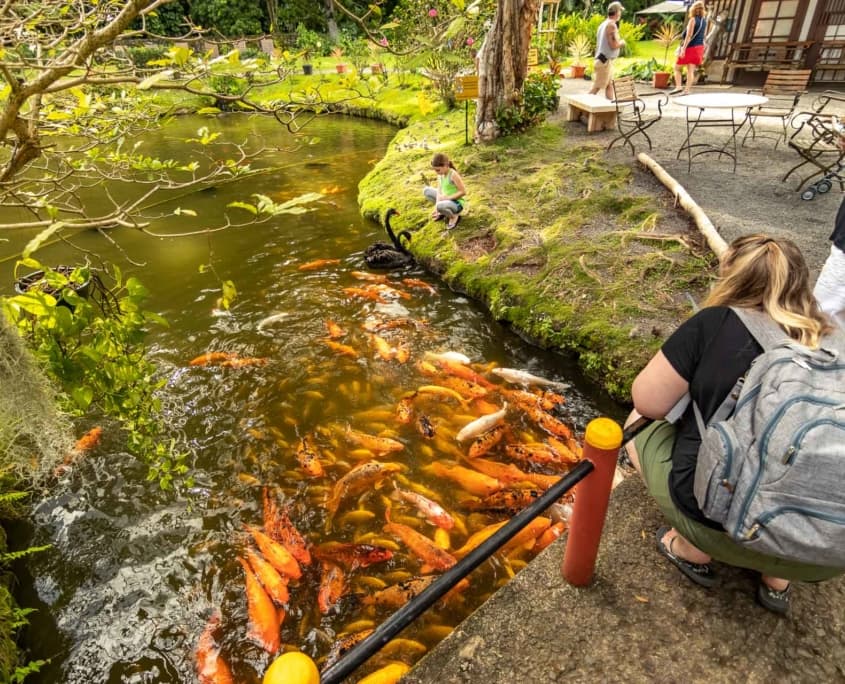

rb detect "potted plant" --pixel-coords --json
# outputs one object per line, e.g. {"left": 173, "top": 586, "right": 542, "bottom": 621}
{"left": 652, "top": 21, "right": 681, "bottom": 89}
{"left": 567, "top": 34, "right": 591, "bottom": 79}
{"left": 331, "top": 46, "right": 347, "bottom": 74}
{"left": 295, "top": 24, "right": 322, "bottom": 75}
{"left": 548, "top": 51, "right": 564, "bottom": 79}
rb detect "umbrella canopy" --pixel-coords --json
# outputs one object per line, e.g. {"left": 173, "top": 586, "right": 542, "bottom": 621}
{"left": 636, "top": 1, "right": 688, "bottom": 14}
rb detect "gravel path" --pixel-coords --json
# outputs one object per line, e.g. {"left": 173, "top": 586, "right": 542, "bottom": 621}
{"left": 555, "top": 77, "right": 845, "bottom": 276}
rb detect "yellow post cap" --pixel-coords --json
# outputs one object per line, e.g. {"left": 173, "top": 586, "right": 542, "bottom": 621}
{"left": 263, "top": 651, "right": 320, "bottom": 684}
{"left": 584, "top": 416, "right": 623, "bottom": 450}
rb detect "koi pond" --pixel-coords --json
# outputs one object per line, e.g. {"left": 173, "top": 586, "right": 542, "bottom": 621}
{"left": 2, "top": 113, "right": 622, "bottom": 683}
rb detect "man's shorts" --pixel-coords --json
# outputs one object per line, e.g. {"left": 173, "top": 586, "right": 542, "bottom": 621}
{"left": 592, "top": 59, "right": 611, "bottom": 92}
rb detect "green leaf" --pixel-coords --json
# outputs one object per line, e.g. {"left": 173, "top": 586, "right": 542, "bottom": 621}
{"left": 173, "top": 208, "right": 197, "bottom": 217}
{"left": 196, "top": 107, "right": 222, "bottom": 115}
{"left": 227, "top": 201, "right": 258, "bottom": 215}
{"left": 23, "top": 222, "right": 65, "bottom": 259}
{"left": 71, "top": 386, "right": 94, "bottom": 410}
{"left": 221, "top": 280, "right": 237, "bottom": 310}
{"left": 137, "top": 69, "right": 175, "bottom": 90}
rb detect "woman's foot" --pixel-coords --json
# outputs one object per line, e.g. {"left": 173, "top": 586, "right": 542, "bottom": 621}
{"left": 757, "top": 578, "right": 791, "bottom": 615}
{"left": 431, "top": 212, "right": 444, "bottom": 221}
{"left": 446, "top": 214, "right": 461, "bottom": 230}
{"left": 655, "top": 526, "right": 718, "bottom": 588}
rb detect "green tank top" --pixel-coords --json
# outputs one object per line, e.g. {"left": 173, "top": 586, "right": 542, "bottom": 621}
{"left": 439, "top": 170, "right": 465, "bottom": 207}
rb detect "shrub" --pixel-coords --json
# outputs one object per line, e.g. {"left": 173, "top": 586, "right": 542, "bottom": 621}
{"left": 495, "top": 72, "right": 560, "bottom": 136}
{"left": 125, "top": 44, "right": 170, "bottom": 71}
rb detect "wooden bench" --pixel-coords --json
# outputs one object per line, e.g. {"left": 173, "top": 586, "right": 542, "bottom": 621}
{"left": 720, "top": 40, "right": 814, "bottom": 84}
{"left": 563, "top": 94, "right": 617, "bottom": 133}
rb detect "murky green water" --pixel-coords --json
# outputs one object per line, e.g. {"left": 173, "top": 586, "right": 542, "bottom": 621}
{"left": 2, "top": 114, "right": 622, "bottom": 683}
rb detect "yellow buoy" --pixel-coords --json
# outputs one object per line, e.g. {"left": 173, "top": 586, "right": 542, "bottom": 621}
{"left": 263, "top": 651, "right": 320, "bottom": 684}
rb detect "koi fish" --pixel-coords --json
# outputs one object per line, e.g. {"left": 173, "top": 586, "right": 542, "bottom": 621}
{"left": 453, "top": 520, "right": 508, "bottom": 558}
{"left": 244, "top": 525, "right": 302, "bottom": 580}
{"left": 461, "top": 488, "right": 543, "bottom": 515}
{"left": 390, "top": 487, "right": 455, "bottom": 530}
{"left": 468, "top": 457, "right": 537, "bottom": 488}
{"left": 296, "top": 435, "right": 325, "bottom": 478}
{"left": 324, "top": 339, "right": 359, "bottom": 358}
{"left": 417, "top": 385, "right": 467, "bottom": 404}
{"left": 440, "top": 375, "right": 488, "bottom": 399}
{"left": 358, "top": 663, "right": 411, "bottom": 684}
{"left": 416, "top": 414, "right": 435, "bottom": 439}
{"left": 427, "top": 461, "right": 502, "bottom": 497}
{"left": 319, "top": 184, "right": 344, "bottom": 195}
{"left": 219, "top": 357, "right": 268, "bottom": 369}
{"left": 195, "top": 611, "right": 234, "bottom": 684}
{"left": 492, "top": 367, "right": 571, "bottom": 391}
{"left": 244, "top": 547, "right": 290, "bottom": 605}
{"left": 54, "top": 426, "right": 104, "bottom": 476}
{"left": 533, "top": 521, "right": 567, "bottom": 553}
{"left": 370, "top": 333, "right": 395, "bottom": 361}
{"left": 189, "top": 351, "right": 237, "bottom": 366}
{"left": 351, "top": 271, "right": 389, "bottom": 283}
{"left": 323, "top": 629, "right": 375, "bottom": 669}
{"left": 395, "top": 394, "right": 416, "bottom": 424}
{"left": 374, "top": 283, "right": 412, "bottom": 300}
{"left": 425, "top": 350, "right": 471, "bottom": 364}
{"left": 343, "top": 287, "right": 385, "bottom": 303}
{"left": 262, "top": 491, "right": 312, "bottom": 565}
{"left": 382, "top": 521, "right": 457, "bottom": 571}
{"left": 394, "top": 346, "right": 410, "bottom": 364}
{"left": 437, "top": 359, "right": 497, "bottom": 389}
{"left": 345, "top": 427, "right": 404, "bottom": 454}
{"left": 548, "top": 435, "right": 582, "bottom": 461}
{"left": 455, "top": 404, "right": 507, "bottom": 442}
{"left": 360, "top": 576, "right": 436, "bottom": 608}
{"left": 318, "top": 560, "right": 348, "bottom": 614}
{"left": 511, "top": 399, "right": 573, "bottom": 439}
{"left": 505, "top": 442, "right": 577, "bottom": 468}
{"left": 298, "top": 258, "right": 341, "bottom": 271}
{"left": 313, "top": 542, "right": 394, "bottom": 569}
{"left": 325, "top": 461, "right": 403, "bottom": 518}
{"left": 402, "top": 278, "right": 437, "bottom": 294}
{"left": 257, "top": 313, "right": 289, "bottom": 331}
{"left": 238, "top": 557, "right": 282, "bottom": 654}
{"left": 325, "top": 320, "right": 347, "bottom": 338}
{"left": 468, "top": 424, "right": 506, "bottom": 458}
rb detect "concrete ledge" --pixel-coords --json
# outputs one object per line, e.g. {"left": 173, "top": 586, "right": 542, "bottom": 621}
{"left": 563, "top": 94, "right": 618, "bottom": 133}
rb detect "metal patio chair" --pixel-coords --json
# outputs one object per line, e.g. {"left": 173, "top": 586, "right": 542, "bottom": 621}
{"left": 782, "top": 109, "right": 845, "bottom": 200}
{"left": 607, "top": 75, "right": 668, "bottom": 154}
{"left": 742, "top": 69, "right": 811, "bottom": 148}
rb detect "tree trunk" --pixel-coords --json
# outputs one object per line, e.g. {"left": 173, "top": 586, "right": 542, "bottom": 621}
{"left": 324, "top": 0, "right": 340, "bottom": 43}
{"left": 475, "top": 0, "right": 540, "bottom": 142}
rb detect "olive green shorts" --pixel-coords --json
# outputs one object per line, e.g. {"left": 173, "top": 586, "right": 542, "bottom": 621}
{"left": 634, "top": 420, "right": 843, "bottom": 582}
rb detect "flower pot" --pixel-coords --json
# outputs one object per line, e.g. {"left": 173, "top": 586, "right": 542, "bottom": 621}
{"left": 15, "top": 266, "right": 92, "bottom": 308}
{"left": 652, "top": 71, "right": 672, "bottom": 89}
{"left": 336, "top": 64, "right": 347, "bottom": 74}
{"left": 570, "top": 65, "right": 586, "bottom": 79}
{"left": 302, "top": 64, "right": 313, "bottom": 75}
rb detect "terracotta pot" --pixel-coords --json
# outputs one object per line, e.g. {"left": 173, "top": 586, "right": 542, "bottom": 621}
{"left": 652, "top": 71, "right": 672, "bottom": 89}
{"left": 336, "top": 64, "right": 347, "bottom": 74}
{"left": 371, "top": 64, "right": 383, "bottom": 75}
{"left": 570, "top": 65, "right": 586, "bottom": 79}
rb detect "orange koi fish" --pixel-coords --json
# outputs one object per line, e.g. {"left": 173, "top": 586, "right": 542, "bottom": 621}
{"left": 244, "top": 525, "right": 302, "bottom": 580}
{"left": 382, "top": 520, "right": 457, "bottom": 571}
{"left": 461, "top": 488, "right": 543, "bottom": 515}
{"left": 345, "top": 427, "right": 404, "bottom": 454}
{"left": 326, "top": 461, "right": 403, "bottom": 518}
{"left": 343, "top": 287, "right": 385, "bottom": 303}
{"left": 436, "top": 359, "right": 497, "bottom": 389}
{"left": 219, "top": 357, "right": 268, "bottom": 369}
{"left": 394, "top": 346, "right": 410, "bottom": 364}
{"left": 262, "top": 490, "right": 312, "bottom": 565}
{"left": 54, "top": 426, "right": 104, "bottom": 476}
{"left": 440, "top": 376, "right": 488, "bottom": 400}
{"left": 296, "top": 435, "right": 325, "bottom": 478}
{"left": 298, "top": 258, "right": 341, "bottom": 271}
{"left": 402, "top": 278, "right": 437, "bottom": 295}
{"left": 417, "top": 385, "right": 466, "bottom": 405}
{"left": 189, "top": 351, "right": 237, "bottom": 366}
{"left": 313, "top": 542, "right": 394, "bottom": 569}
{"left": 455, "top": 404, "right": 507, "bottom": 442}
{"left": 466, "top": 457, "right": 535, "bottom": 487}
{"left": 374, "top": 283, "right": 412, "bottom": 300}
{"left": 533, "top": 521, "right": 567, "bottom": 553}
{"left": 244, "top": 547, "right": 290, "bottom": 606}
{"left": 318, "top": 560, "right": 348, "bottom": 614}
{"left": 415, "top": 360, "right": 439, "bottom": 378}
{"left": 319, "top": 184, "right": 344, "bottom": 195}
{"left": 453, "top": 520, "right": 508, "bottom": 558}
{"left": 324, "top": 339, "right": 359, "bottom": 358}
{"left": 390, "top": 487, "right": 455, "bottom": 530}
{"left": 370, "top": 334, "right": 395, "bottom": 361}
{"left": 511, "top": 399, "right": 573, "bottom": 439}
{"left": 360, "top": 576, "right": 470, "bottom": 609}
{"left": 324, "top": 629, "right": 375, "bottom": 669}
{"left": 468, "top": 424, "right": 506, "bottom": 458}
{"left": 326, "top": 320, "right": 347, "bottom": 338}
{"left": 351, "top": 271, "right": 389, "bottom": 283}
{"left": 238, "top": 557, "right": 282, "bottom": 654}
{"left": 505, "top": 442, "right": 576, "bottom": 469}
{"left": 538, "top": 389, "right": 567, "bottom": 411}
{"left": 501, "top": 516, "right": 552, "bottom": 555}
{"left": 195, "top": 611, "right": 234, "bottom": 684}
{"left": 427, "top": 461, "right": 502, "bottom": 497}
{"left": 358, "top": 663, "right": 411, "bottom": 684}
{"left": 395, "top": 394, "right": 416, "bottom": 425}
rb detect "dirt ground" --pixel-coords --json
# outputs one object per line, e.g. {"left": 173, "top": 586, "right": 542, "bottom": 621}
{"left": 554, "top": 77, "right": 845, "bottom": 278}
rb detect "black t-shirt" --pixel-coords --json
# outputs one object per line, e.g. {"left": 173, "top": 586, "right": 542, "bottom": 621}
{"left": 660, "top": 306, "right": 763, "bottom": 528}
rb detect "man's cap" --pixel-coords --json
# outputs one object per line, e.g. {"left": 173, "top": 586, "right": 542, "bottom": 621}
{"left": 608, "top": 1, "right": 624, "bottom": 13}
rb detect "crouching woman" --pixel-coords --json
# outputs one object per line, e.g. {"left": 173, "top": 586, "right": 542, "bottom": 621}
{"left": 625, "top": 234, "right": 843, "bottom": 614}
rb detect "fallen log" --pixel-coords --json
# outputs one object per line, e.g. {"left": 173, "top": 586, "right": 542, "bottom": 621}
{"left": 636, "top": 152, "right": 728, "bottom": 257}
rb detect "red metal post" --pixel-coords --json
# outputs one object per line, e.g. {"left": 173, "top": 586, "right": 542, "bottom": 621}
{"left": 561, "top": 417, "right": 623, "bottom": 586}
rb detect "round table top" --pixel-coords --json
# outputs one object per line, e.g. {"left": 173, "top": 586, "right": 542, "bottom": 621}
{"left": 673, "top": 92, "right": 769, "bottom": 109}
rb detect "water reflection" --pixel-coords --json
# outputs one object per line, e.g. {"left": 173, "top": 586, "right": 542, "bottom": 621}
{"left": 4, "top": 115, "right": 620, "bottom": 683}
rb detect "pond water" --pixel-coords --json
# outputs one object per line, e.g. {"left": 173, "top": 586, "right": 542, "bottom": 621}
{"left": 2, "top": 114, "right": 623, "bottom": 683}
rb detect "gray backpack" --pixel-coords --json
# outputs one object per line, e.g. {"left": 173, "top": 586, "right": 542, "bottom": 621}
{"left": 692, "top": 307, "right": 845, "bottom": 567}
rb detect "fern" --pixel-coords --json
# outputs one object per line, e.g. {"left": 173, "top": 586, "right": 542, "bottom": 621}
{"left": 1, "top": 545, "right": 51, "bottom": 565}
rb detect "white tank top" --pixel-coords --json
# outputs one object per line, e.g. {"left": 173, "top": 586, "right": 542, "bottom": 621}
{"left": 596, "top": 18, "right": 620, "bottom": 59}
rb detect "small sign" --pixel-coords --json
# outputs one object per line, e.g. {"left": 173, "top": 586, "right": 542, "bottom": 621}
{"left": 528, "top": 48, "right": 539, "bottom": 66}
{"left": 455, "top": 75, "right": 479, "bottom": 101}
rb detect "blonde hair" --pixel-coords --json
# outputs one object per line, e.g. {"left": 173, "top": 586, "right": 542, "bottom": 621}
{"left": 689, "top": 1, "right": 706, "bottom": 18}
{"left": 703, "top": 234, "right": 833, "bottom": 348}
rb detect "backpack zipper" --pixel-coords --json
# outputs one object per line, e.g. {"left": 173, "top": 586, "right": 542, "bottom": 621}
{"left": 746, "top": 506, "right": 845, "bottom": 540}
{"left": 733, "top": 393, "right": 845, "bottom": 538}
{"left": 710, "top": 422, "right": 735, "bottom": 489}
{"left": 784, "top": 419, "right": 845, "bottom": 465}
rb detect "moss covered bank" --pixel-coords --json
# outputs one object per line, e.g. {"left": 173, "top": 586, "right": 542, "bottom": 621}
{"left": 357, "top": 108, "right": 715, "bottom": 401}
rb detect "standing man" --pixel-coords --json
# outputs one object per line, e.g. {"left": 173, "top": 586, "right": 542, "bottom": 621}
{"left": 589, "top": 1, "right": 626, "bottom": 100}
{"left": 814, "top": 197, "right": 845, "bottom": 328}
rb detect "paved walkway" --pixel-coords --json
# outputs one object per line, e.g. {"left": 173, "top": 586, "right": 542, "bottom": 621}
{"left": 400, "top": 77, "right": 845, "bottom": 683}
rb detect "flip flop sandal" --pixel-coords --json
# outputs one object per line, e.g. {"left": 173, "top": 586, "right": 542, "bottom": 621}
{"left": 655, "top": 526, "right": 718, "bottom": 588}
{"left": 756, "top": 581, "right": 791, "bottom": 615}
{"left": 669, "top": 88, "right": 684, "bottom": 95}
{"left": 447, "top": 215, "right": 461, "bottom": 230}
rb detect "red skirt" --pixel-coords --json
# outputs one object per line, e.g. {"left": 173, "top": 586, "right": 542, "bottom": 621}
{"left": 677, "top": 44, "right": 705, "bottom": 66}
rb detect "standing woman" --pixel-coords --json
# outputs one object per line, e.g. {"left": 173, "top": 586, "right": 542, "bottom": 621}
{"left": 670, "top": 1, "right": 709, "bottom": 95}
{"left": 423, "top": 153, "right": 466, "bottom": 230}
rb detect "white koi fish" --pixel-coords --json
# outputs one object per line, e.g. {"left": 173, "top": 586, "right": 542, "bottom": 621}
{"left": 425, "top": 350, "right": 471, "bottom": 365}
{"left": 257, "top": 312, "right": 289, "bottom": 331}
{"left": 390, "top": 487, "right": 455, "bottom": 530}
{"left": 455, "top": 403, "right": 507, "bottom": 442}
{"left": 492, "top": 367, "right": 570, "bottom": 391}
